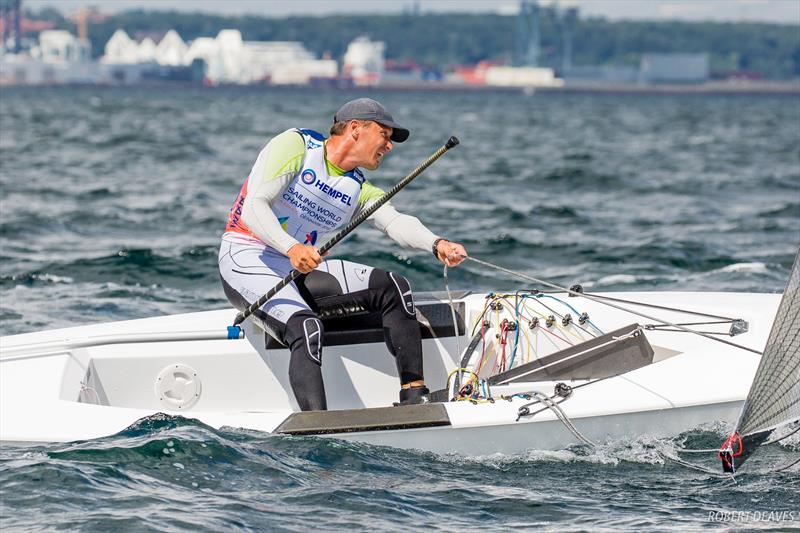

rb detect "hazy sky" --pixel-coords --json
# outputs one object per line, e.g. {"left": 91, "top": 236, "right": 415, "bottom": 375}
{"left": 23, "top": 0, "right": 800, "bottom": 24}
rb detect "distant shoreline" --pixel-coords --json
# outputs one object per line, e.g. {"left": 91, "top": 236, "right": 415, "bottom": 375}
{"left": 3, "top": 80, "right": 799, "bottom": 95}
{"left": 548, "top": 80, "right": 800, "bottom": 95}
{"left": 366, "top": 80, "right": 800, "bottom": 95}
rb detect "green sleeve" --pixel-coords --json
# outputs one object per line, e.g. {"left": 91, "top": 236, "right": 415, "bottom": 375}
{"left": 260, "top": 129, "right": 306, "bottom": 181}
{"left": 358, "top": 180, "right": 386, "bottom": 205}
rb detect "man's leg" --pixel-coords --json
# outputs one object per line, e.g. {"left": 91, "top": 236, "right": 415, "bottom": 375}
{"left": 282, "top": 310, "right": 326, "bottom": 411}
{"left": 300, "top": 260, "right": 427, "bottom": 402}
{"left": 368, "top": 268, "right": 430, "bottom": 404}
{"left": 365, "top": 269, "right": 425, "bottom": 386}
{"left": 219, "top": 239, "right": 327, "bottom": 411}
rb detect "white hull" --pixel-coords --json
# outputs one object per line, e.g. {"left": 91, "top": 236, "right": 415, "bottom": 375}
{"left": 334, "top": 401, "right": 744, "bottom": 455}
{"left": 0, "top": 291, "right": 779, "bottom": 455}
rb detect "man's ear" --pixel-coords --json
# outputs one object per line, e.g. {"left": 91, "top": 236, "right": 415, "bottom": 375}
{"left": 350, "top": 120, "right": 360, "bottom": 140}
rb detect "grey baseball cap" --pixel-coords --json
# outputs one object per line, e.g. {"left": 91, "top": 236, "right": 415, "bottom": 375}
{"left": 333, "top": 98, "right": 410, "bottom": 143}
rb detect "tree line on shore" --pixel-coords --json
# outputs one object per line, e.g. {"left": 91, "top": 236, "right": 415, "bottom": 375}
{"left": 29, "top": 8, "right": 800, "bottom": 79}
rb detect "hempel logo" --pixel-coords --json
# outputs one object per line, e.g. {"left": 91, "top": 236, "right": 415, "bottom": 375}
{"left": 301, "top": 169, "right": 316, "bottom": 185}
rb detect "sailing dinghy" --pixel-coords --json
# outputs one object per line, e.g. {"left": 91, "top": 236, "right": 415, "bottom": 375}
{"left": 2, "top": 252, "right": 796, "bottom": 464}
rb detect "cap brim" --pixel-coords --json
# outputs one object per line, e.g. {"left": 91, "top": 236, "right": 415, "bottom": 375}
{"left": 376, "top": 119, "right": 410, "bottom": 143}
{"left": 391, "top": 127, "right": 410, "bottom": 143}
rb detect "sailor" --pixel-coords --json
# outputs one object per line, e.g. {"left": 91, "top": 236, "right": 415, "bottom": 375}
{"left": 218, "top": 98, "right": 467, "bottom": 411}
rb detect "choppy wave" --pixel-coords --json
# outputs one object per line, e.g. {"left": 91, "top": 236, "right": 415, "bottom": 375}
{"left": 716, "top": 262, "right": 770, "bottom": 274}
{"left": 0, "top": 247, "right": 220, "bottom": 289}
{"left": 1, "top": 414, "right": 797, "bottom": 532}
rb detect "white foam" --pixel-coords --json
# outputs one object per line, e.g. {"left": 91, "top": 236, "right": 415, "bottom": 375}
{"left": 2, "top": 451, "right": 50, "bottom": 468}
{"left": 453, "top": 448, "right": 619, "bottom": 466}
{"left": 596, "top": 274, "right": 638, "bottom": 285}
{"left": 717, "top": 262, "right": 768, "bottom": 274}
{"left": 441, "top": 432, "right": 729, "bottom": 468}
{"left": 19, "top": 274, "right": 74, "bottom": 284}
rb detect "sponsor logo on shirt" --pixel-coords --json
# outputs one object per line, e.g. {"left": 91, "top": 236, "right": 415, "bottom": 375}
{"left": 311, "top": 178, "right": 353, "bottom": 206}
{"left": 301, "top": 169, "right": 316, "bottom": 185}
{"left": 304, "top": 230, "right": 318, "bottom": 245}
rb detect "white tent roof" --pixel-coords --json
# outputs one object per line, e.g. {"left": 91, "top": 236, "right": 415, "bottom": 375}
{"left": 155, "top": 29, "right": 188, "bottom": 66}
{"left": 103, "top": 29, "right": 138, "bottom": 64}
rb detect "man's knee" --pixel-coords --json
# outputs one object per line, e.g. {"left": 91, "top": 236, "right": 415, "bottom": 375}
{"left": 369, "top": 269, "right": 415, "bottom": 317}
{"left": 284, "top": 310, "right": 324, "bottom": 366}
{"left": 285, "top": 310, "right": 327, "bottom": 411}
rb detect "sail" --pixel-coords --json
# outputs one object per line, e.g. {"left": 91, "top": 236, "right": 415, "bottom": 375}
{"left": 721, "top": 249, "right": 800, "bottom": 472}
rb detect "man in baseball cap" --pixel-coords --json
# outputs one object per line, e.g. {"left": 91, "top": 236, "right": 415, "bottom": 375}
{"left": 333, "top": 97, "right": 410, "bottom": 143}
{"left": 219, "top": 96, "right": 466, "bottom": 413}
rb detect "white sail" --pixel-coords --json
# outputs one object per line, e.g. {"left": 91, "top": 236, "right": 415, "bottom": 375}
{"left": 723, "top": 248, "right": 800, "bottom": 472}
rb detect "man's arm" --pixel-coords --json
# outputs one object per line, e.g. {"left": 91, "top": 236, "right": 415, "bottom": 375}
{"left": 356, "top": 181, "right": 437, "bottom": 249}
{"left": 358, "top": 181, "right": 467, "bottom": 266}
{"left": 240, "top": 130, "right": 305, "bottom": 254}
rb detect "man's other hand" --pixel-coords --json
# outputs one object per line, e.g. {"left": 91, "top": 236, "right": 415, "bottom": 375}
{"left": 288, "top": 244, "right": 322, "bottom": 273}
{"left": 436, "top": 240, "right": 468, "bottom": 267}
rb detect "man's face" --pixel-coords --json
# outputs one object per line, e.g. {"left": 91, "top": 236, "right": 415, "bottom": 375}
{"left": 354, "top": 121, "right": 394, "bottom": 170}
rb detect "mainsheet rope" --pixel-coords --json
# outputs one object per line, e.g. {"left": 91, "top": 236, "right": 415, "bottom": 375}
{"left": 443, "top": 264, "right": 462, "bottom": 361}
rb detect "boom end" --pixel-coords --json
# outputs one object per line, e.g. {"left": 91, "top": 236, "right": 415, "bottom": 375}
{"left": 446, "top": 136, "right": 460, "bottom": 149}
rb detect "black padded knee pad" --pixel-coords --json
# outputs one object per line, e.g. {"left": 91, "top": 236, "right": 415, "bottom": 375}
{"left": 284, "top": 311, "right": 324, "bottom": 366}
{"left": 284, "top": 310, "right": 327, "bottom": 411}
{"left": 369, "top": 269, "right": 415, "bottom": 318}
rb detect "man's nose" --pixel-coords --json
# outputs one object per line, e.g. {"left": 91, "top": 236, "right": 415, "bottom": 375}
{"left": 385, "top": 140, "right": 393, "bottom": 151}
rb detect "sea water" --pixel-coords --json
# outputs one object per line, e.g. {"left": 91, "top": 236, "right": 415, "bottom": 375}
{"left": 1, "top": 87, "right": 798, "bottom": 531}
